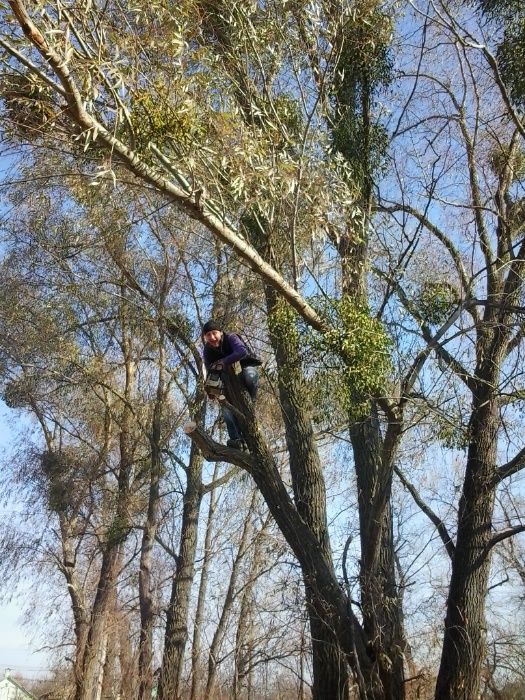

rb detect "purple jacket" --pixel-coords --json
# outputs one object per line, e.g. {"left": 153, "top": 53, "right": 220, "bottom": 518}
{"left": 203, "top": 333, "right": 248, "bottom": 369}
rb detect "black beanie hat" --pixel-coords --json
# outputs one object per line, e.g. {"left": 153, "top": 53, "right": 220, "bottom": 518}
{"left": 202, "top": 320, "right": 222, "bottom": 335}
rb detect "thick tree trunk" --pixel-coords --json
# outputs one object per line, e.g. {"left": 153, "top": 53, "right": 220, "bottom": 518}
{"left": 266, "top": 288, "right": 350, "bottom": 700}
{"left": 78, "top": 323, "right": 134, "bottom": 700}
{"left": 158, "top": 434, "right": 205, "bottom": 699}
{"left": 338, "top": 230, "right": 407, "bottom": 699}
{"left": 60, "top": 520, "right": 89, "bottom": 699}
{"left": 351, "top": 415, "right": 406, "bottom": 700}
{"left": 209, "top": 370, "right": 374, "bottom": 682}
{"left": 78, "top": 545, "right": 122, "bottom": 700}
{"left": 435, "top": 386, "right": 498, "bottom": 699}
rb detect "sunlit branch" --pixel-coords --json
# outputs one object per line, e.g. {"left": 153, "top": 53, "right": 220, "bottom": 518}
{"left": 5, "top": 0, "right": 328, "bottom": 334}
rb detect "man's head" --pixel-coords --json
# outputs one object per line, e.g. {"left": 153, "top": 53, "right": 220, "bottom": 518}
{"left": 202, "top": 320, "right": 223, "bottom": 348}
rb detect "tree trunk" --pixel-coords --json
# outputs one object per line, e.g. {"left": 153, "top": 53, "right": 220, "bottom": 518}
{"left": 60, "top": 518, "right": 89, "bottom": 699}
{"left": 78, "top": 317, "right": 134, "bottom": 700}
{"left": 158, "top": 406, "right": 205, "bottom": 700}
{"left": 206, "top": 370, "right": 374, "bottom": 684}
{"left": 339, "top": 228, "right": 407, "bottom": 699}
{"left": 205, "top": 489, "right": 258, "bottom": 698}
{"left": 350, "top": 415, "right": 406, "bottom": 700}
{"left": 435, "top": 385, "right": 499, "bottom": 699}
{"left": 190, "top": 463, "right": 220, "bottom": 700}
{"left": 138, "top": 348, "right": 165, "bottom": 700}
{"left": 78, "top": 546, "right": 122, "bottom": 700}
{"left": 266, "top": 287, "right": 350, "bottom": 700}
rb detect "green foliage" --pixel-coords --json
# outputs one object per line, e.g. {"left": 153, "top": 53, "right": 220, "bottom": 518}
{"left": 1, "top": 72, "right": 57, "bottom": 137}
{"left": 435, "top": 420, "right": 469, "bottom": 451}
{"left": 331, "top": 1, "right": 393, "bottom": 184}
{"left": 2, "top": 376, "right": 35, "bottom": 409}
{"left": 497, "top": 18, "right": 525, "bottom": 109}
{"left": 477, "top": 0, "right": 523, "bottom": 21}
{"left": 41, "top": 451, "right": 73, "bottom": 514}
{"left": 332, "top": 118, "right": 389, "bottom": 184}
{"left": 131, "top": 83, "right": 205, "bottom": 149}
{"left": 476, "top": 0, "right": 525, "bottom": 108}
{"left": 267, "top": 299, "right": 300, "bottom": 361}
{"left": 268, "top": 295, "right": 390, "bottom": 421}
{"left": 489, "top": 144, "right": 525, "bottom": 181}
{"left": 272, "top": 94, "right": 304, "bottom": 141}
{"left": 507, "top": 197, "right": 525, "bottom": 237}
{"left": 106, "top": 514, "right": 130, "bottom": 547}
{"left": 306, "top": 296, "right": 391, "bottom": 420}
{"left": 415, "top": 281, "right": 459, "bottom": 326}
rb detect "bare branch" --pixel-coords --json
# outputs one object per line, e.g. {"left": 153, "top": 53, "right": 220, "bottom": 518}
{"left": 495, "top": 445, "right": 525, "bottom": 484}
{"left": 378, "top": 203, "right": 472, "bottom": 303}
{"left": 394, "top": 465, "right": 455, "bottom": 559}
{"left": 483, "top": 525, "right": 525, "bottom": 557}
{"left": 201, "top": 466, "right": 240, "bottom": 495}
{"left": 183, "top": 421, "right": 253, "bottom": 470}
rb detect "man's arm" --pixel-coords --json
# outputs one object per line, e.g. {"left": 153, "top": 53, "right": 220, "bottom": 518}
{"left": 218, "top": 334, "right": 248, "bottom": 367}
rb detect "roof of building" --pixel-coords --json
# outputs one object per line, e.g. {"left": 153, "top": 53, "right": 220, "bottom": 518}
{"left": 0, "top": 670, "right": 36, "bottom": 700}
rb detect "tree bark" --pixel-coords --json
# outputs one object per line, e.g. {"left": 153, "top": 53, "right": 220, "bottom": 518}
{"left": 435, "top": 382, "right": 499, "bottom": 699}
{"left": 266, "top": 286, "right": 350, "bottom": 700}
{"left": 78, "top": 310, "right": 134, "bottom": 700}
{"left": 350, "top": 415, "right": 406, "bottom": 700}
{"left": 186, "top": 372, "right": 376, "bottom": 688}
{"left": 190, "top": 464, "right": 220, "bottom": 700}
{"left": 60, "top": 518, "right": 89, "bottom": 700}
{"left": 78, "top": 545, "right": 123, "bottom": 700}
{"left": 339, "top": 223, "right": 407, "bottom": 699}
{"left": 138, "top": 346, "right": 166, "bottom": 700}
{"left": 158, "top": 401, "right": 206, "bottom": 700}
{"left": 205, "top": 489, "right": 258, "bottom": 698}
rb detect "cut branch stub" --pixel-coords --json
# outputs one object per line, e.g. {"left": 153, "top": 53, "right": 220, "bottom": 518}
{"left": 183, "top": 421, "right": 253, "bottom": 469}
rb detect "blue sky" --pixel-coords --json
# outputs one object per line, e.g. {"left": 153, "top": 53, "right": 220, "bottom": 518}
{"left": 0, "top": 400, "right": 49, "bottom": 680}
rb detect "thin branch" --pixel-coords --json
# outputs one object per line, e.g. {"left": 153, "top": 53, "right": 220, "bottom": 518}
{"left": 201, "top": 466, "right": 239, "bottom": 495}
{"left": 394, "top": 464, "right": 456, "bottom": 559}
{"left": 378, "top": 202, "right": 472, "bottom": 304}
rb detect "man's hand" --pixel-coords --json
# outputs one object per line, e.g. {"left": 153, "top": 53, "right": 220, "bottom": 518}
{"left": 210, "top": 361, "right": 224, "bottom": 371}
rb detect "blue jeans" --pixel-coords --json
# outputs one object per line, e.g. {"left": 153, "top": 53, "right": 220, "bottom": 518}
{"left": 223, "top": 366, "right": 259, "bottom": 440}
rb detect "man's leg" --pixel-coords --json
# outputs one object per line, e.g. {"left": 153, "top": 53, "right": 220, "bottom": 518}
{"left": 242, "top": 367, "right": 259, "bottom": 400}
{"left": 222, "top": 406, "right": 242, "bottom": 443}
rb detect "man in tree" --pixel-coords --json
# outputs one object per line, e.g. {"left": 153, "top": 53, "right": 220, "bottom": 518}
{"left": 201, "top": 320, "right": 260, "bottom": 449}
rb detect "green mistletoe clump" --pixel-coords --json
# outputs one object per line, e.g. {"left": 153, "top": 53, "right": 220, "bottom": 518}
{"left": 312, "top": 296, "right": 390, "bottom": 419}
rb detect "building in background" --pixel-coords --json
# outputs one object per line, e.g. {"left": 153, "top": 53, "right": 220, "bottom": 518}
{"left": 0, "top": 670, "right": 35, "bottom": 700}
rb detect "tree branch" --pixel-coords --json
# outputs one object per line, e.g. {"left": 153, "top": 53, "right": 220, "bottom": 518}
{"left": 183, "top": 421, "right": 254, "bottom": 470}
{"left": 6, "top": 0, "right": 328, "bottom": 333}
{"left": 394, "top": 465, "right": 456, "bottom": 559}
{"left": 378, "top": 202, "right": 474, "bottom": 312}
{"left": 495, "top": 445, "right": 525, "bottom": 484}
{"left": 201, "top": 466, "right": 240, "bottom": 495}
{"left": 483, "top": 524, "right": 525, "bottom": 558}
